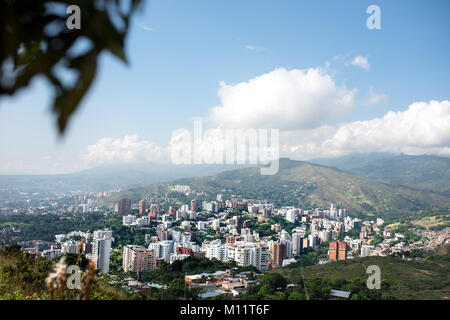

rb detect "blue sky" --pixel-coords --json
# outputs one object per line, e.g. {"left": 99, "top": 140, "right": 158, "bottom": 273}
{"left": 0, "top": 0, "right": 449, "bottom": 174}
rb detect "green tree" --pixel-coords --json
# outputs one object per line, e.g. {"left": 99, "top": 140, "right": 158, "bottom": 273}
{"left": 259, "top": 273, "right": 288, "bottom": 291}
{"left": 288, "top": 291, "right": 304, "bottom": 300}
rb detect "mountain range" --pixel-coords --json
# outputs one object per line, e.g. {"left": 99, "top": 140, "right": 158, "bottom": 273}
{"left": 310, "top": 153, "right": 450, "bottom": 196}
{"left": 109, "top": 157, "right": 450, "bottom": 217}
{"left": 0, "top": 163, "right": 250, "bottom": 194}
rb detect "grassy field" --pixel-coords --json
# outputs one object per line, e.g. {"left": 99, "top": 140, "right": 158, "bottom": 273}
{"left": 0, "top": 222, "right": 31, "bottom": 228}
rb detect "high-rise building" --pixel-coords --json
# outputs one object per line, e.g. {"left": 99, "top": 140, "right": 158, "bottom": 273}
{"left": 328, "top": 240, "right": 348, "bottom": 261}
{"left": 308, "top": 234, "right": 319, "bottom": 249}
{"left": 302, "top": 238, "right": 308, "bottom": 252}
{"left": 272, "top": 242, "right": 286, "bottom": 268}
{"left": 139, "top": 199, "right": 147, "bottom": 215}
{"left": 232, "top": 243, "right": 269, "bottom": 271}
{"left": 284, "top": 240, "right": 293, "bottom": 259}
{"left": 157, "top": 228, "right": 168, "bottom": 241}
{"left": 148, "top": 240, "right": 174, "bottom": 262}
{"left": 206, "top": 243, "right": 228, "bottom": 262}
{"left": 292, "top": 233, "right": 303, "bottom": 256}
{"left": 122, "top": 245, "right": 156, "bottom": 272}
{"left": 286, "top": 209, "right": 298, "bottom": 223}
{"left": 92, "top": 230, "right": 112, "bottom": 274}
{"left": 117, "top": 198, "right": 131, "bottom": 215}
{"left": 190, "top": 199, "right": 197, "bottom": 212}
{"left": 338, "top": 241, "right": 348, "bottom": 260}
{"left": 168, "top": 206, "right": 178, "bottom": 216}
{"left": 329, "top": 241, "right": 338, "bottom": 261}
{"left": 148, "top": 204, "right": 158, "bottom": 219}
{"left": 263, "top": 208, "right": 272, "bottom": 218}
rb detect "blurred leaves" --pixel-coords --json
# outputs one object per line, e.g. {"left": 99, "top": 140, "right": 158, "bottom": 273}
{"left": 0, "top": 0, "right": 143, "bottom": 133}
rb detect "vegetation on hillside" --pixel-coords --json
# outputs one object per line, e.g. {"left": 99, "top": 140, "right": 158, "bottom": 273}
{"left": 0, "top": 244, "right": 138, "bottom": 300}
{"left": 274, "top": 255, "right": 450, "bottom": 300}
{"left": 313, "top": 154, "right": 450, "bottom": 196}
{"left": 159, "top": 159, "right": 450, "bottom": 217}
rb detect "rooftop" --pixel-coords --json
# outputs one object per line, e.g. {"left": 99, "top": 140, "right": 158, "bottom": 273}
{"left": 329, "top": 289, "right": 351, "bottom": 299}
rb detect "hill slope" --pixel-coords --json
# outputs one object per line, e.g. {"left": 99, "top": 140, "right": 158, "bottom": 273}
{"left": 174, "top": 158, "right": 450, "bottom": 216}
{"left": 311, "top": 153, "right": 450, "bottom": 196}
{"left": 277, "top": 255, "right": 450, "bottom": 300}
{"left": 0, "top": 244, "right": 137, "bottom": 300}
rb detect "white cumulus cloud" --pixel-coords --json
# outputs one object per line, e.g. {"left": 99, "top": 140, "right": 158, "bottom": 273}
{"left": 210, "top": 67, "right": 356, "bottom": 130}
{"left": 81, "top": 134, "right": 169, "bottom": 167}
{"left": 283, "top": 100, "right": 450, "bottom": 159}
{"left": 80, "top": 101, "right": 450, "bottom": 169}
{"left": 349, "top": 55, "right": 370, "bottom": 70}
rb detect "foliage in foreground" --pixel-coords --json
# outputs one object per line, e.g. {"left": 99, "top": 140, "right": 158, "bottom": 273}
{"left": 0, "top": 244, "right": 137, "bottom": 300}
{"left": 0, "top": 0, "right": 142, "bottom": 133}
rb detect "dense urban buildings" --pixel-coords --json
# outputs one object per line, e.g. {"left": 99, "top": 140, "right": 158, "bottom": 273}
{"left": 4, "top": 182, "right": 447, "bottom": 301}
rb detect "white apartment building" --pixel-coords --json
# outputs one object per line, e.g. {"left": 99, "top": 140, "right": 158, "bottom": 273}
{"left": 136, "top": 216, "right": 151, "bottom": 227}
{"left": 122, "top": 215, "right": 136, "bottom": 226}
{"left": 174, "top": 185, "right": 191, "bottom": 193}
{"left": 149, "top": 240, "right": 174, "bottom": 262}
{"left": 206, "top": 243, "right": 228, "bottom": 262}
{"left": 204, "top": 241, "right": 269, "bottom": 271}
{"left": 181, "top": 232, "right": 192, "bottom": 244}
{"left": 203, "top": 201, "right": 219, "bottom": 213}
{"left": 212, "top": 219, "right": 220, "bottom": 229}
{"left": 292, "top": 232, "right": 302, "bottom": 256}
{"left": 286, "top": 209, "right": 298, "bottom": 223}
{"left": 281, "top": 230, "right": 291, "bottom": 241}
{"left": 197, "top": 221, "right": 207, "bottom": 230}
{"left": 171, "top": 230, "right": 181, "bottom": 242}
{"left": 169, "top": 253, "right": 190, "bottom": 264}
{"left": 92, "top": 230, "right": 112, "bottom": 274}
{"left": 61, "top": 241, "right": 79, "bottom": 254}
{"left": 361, "top": 245, "right": 374, "bottom": 257}
{"left": 231, "top": 242, "right": 270, "bottom": 271}
{"left": 42, "top": 248, "right": 62, "bottom": 260}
